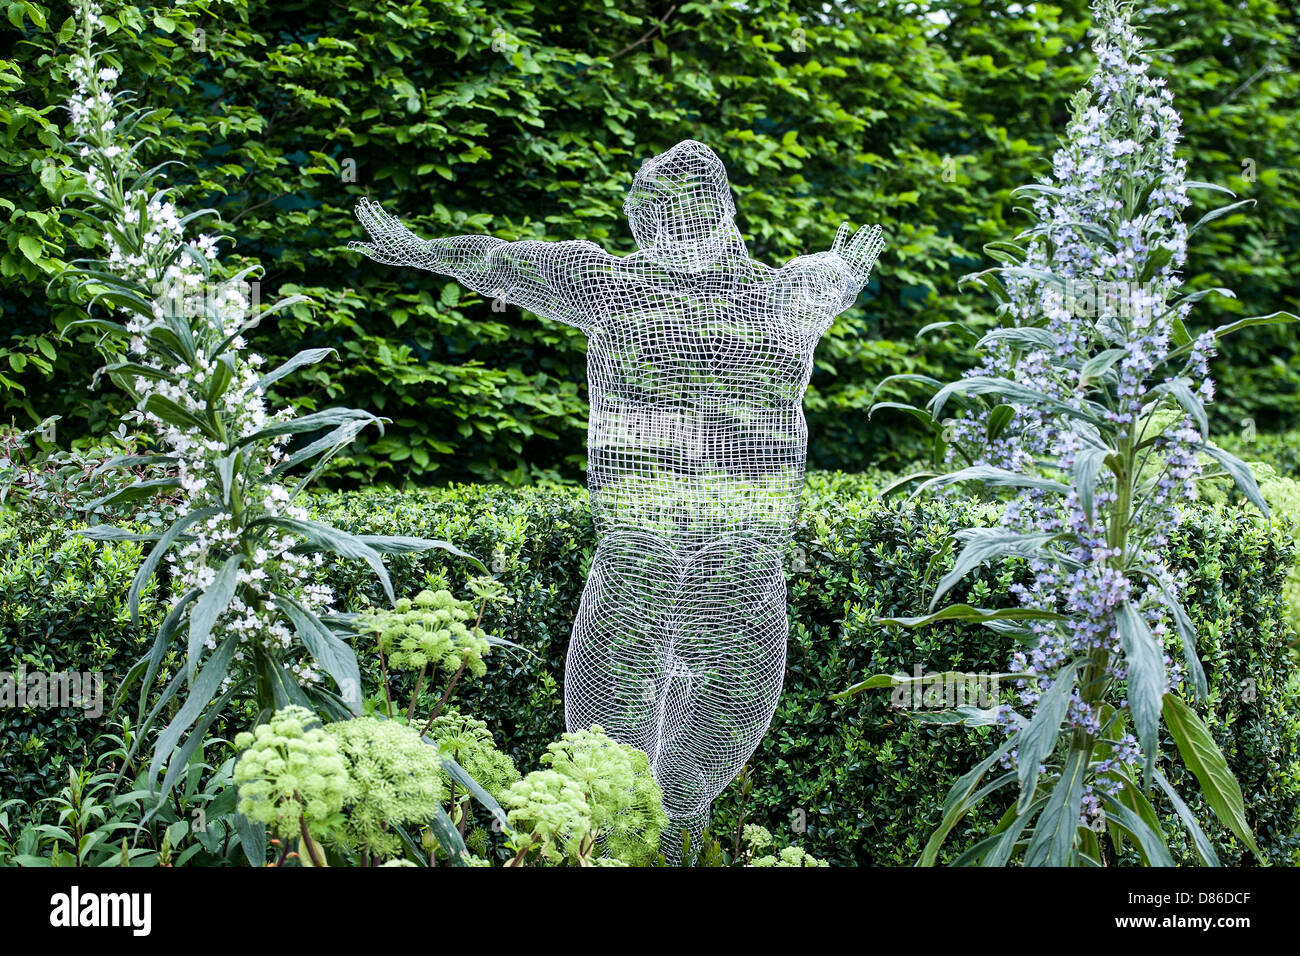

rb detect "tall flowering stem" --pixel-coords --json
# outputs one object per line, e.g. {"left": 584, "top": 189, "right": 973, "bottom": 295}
{"left": 858, "top": 0, "right": 1293, "bottom": 866}
{"left": 54, "top": 0, "right": 481, "bottom": 798}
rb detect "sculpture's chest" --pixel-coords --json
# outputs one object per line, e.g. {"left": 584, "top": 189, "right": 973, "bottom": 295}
{"left": 587, "top": 286, "right": 813, "bottom": 400}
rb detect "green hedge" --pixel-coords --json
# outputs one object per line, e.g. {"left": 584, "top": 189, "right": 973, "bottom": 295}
{"left": 6, "top": 475, "right": 1295, "bottom": 864}
{"left": 4, "top": 1, "right": 1298, "bottom": 480}
{"left": 0, "top": 518, "right": 163, "bottom": 801}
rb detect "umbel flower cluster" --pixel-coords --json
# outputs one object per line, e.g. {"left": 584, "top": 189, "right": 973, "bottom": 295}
{"left": 502, "top": 726, "right": 670, "bottom": 867}
{"left": 233, "top": 710, "right": 669, "bottom": 866}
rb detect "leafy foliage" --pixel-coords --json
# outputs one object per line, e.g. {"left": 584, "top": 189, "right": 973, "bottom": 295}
{"left": 3, "top": 0, "right": 1296, "bottom": 481}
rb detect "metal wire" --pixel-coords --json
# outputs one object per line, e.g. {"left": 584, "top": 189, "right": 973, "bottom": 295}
{"left": 353, "top": 140, "right": 883, "bottom": 861}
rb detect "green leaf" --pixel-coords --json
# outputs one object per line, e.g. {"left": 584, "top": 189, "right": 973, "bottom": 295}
{"left": 1073, "top": 444, "right": 1112, "bottom": 522}
{"left": 83, "top": 476, "right": 180, "bottom": 512}
{"left": 1211, "top": 310, "right": 1298, "bottom": 341}
{"left": 254, "top": 347, "right": 337, "bottom": 393}
{"left": 257, "top": 517, "right": 394, "bottom": 602}
{"left": 1015, "top": 659, "right": 1082, "bottom": 810}
{"left": 148, "top": 634, "right": 240, "bottom": 785}
{"left": 986, "top": 404, "right": 1015, "bottom": 443}
{"left": 1153, "top": 769, "right": 1220, "bottom": 867}
{"left": 932, "top": 529, "right": 1059, "bottom": 609}
{"left": 186, "top": 555, "right": 243, "bottom": 681}
{"left": 353, "top": 534, "right": 487, "bottom": 573}
{"left": 1024, "top": 748, "right": 1087, "bottom": 866}
{"left": 1162, "top": 692, "right": 1264, "bottom": 861}
{"left": 279, "top": 596, "right": 361, "bottom": 714}
{"left": 128, "top": 507, "right": 221, "bottom": 624}
{"left": 143, "top": 393, "right": 214, "bottom": 438}
{"left": 919, "top": 736, "right": 1016, "bottom": 866}
{"left": 1202, "top": 442, "right": 1270, "bottom": 518}
{"left": 1116, "top": 602, "right": 1166, "bottom": 786}
{"left": 877, "top": 603, "right": 1064, "bottom": 629}
{"left": 1103, "top": 799, "right": 1175, "bottom": 867}
{"left": 1154, "top": 378, "right": 1208, "bottom": 439}
{"left": 914, "top": 466, "right": 1069, "bottom": 499}
{"left": 1186, "top": 198, "right": 1253, "bottom": 237}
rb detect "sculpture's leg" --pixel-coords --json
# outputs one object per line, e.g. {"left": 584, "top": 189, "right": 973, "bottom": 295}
{"left": 566, "top": 531, "right": 788, "bottom": 866}
{"left": 652, "top": 537, "right": 787, "bottom": 861}
{"left": 565, "top": 530, "right": 673, "bottom": 759}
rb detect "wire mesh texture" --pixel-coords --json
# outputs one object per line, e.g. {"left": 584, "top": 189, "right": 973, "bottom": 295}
{"left": 352, "top": 140, "right": 883, "bottom": 860}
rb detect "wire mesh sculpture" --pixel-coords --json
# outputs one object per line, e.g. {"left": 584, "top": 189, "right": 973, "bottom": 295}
{"left": 351, "top": 140, "right": 884, "bottom": 860}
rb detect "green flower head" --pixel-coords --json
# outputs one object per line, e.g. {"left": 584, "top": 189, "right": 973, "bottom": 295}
{"left": 232, "top": 705, "right": 349, "bottom": 842}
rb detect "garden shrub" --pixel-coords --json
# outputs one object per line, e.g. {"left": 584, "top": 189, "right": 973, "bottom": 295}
{"left": 6, "top": 476, "right": 1294, "bottom": 864}
{"left": 0, "top": 515, "right": 165, "bottom": 804}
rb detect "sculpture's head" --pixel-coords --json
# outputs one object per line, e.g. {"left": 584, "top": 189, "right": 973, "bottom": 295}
{"left": 624, "top": 140, "right": 741, "bottom": 273}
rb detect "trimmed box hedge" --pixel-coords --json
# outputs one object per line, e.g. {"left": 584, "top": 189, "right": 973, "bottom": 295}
{"left": 2, "top": 473, "right": 1298, "bottom": 865}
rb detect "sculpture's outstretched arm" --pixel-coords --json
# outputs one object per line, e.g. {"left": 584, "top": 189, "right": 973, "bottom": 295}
{"left": 350, "top": 198, "right": 608, "bottom": 333}
{"left": 776, "top": 222, "right": 885, "bottom": 337}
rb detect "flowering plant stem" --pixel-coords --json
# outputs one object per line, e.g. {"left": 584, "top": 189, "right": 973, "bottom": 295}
{"left": 851, "top": 0, "right": 1294, "bottom": 866}
{"left": 52, "top": 0, "right": 482, "bottom": 811}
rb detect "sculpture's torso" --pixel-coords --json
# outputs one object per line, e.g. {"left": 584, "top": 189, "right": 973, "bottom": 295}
{"left": 583, "top": 254, "right": 826, "bottom": 548}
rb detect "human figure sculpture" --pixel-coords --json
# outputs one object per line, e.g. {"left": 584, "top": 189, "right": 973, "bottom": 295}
{"left": 351, "top": 140, "right": 884, "bottom": 858}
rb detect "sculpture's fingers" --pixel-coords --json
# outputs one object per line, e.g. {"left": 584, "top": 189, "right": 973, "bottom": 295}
{"left": 355, "top": 198, "right": 383, "bottom": 238}
{"left": 831, "top": 221, "right": 852, "bottom": 255}
{"left": 847, "top": 223, "right": 877, "bottom": 256}
{"left": 848, "top": 224, "right": 883, "bottom": 268}
{"left": 347, "top": 240, "right": 381, "bottom": 261}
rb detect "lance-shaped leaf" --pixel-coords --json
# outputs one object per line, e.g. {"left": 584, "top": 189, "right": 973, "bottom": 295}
{"left": 84, "top": 475, "right": 180, "bottom": 513}
{"left": 1186, "top": 198, "right": 1254, "bottom": 237}
{"left": 257, "top": 517, "right": 394, "bottom": 602}
{"left": 1116, "top": 602, "right": 1166, "bottom": 786}
{"left": 930, "top": 376, "right": 1104, "bottom": 426}
{"left": 913, "top": 465, "right": 1069, "bottom": 499}
{"left": 148, "top": 633, "right": 240, "bottom": 785}
{"left": 255, "top": 347, "right": 337, "bottom": 394}
{"left": 1103, "top": 799, "right": 1175, "bottom": 867}
{"left": 238, "top": 407, "right": 381, "bottom": 448}
{"left": 1162, "top": 692, "right": 1264, "bottom": 861}
{"left": 975, "top": 326, "right": 1056, "bottom": 352}
{"left": 878, "top": 603, "right": 1064, "bottom": 629}
{"left": 1073, "top": 444, "right": 1113, "bottom": 522}
{"left": 1015, "top": 659, "right": 1083, "bottom": 810}
{"left": 187, "top": 554, "right": 243, "bottom": 681}
{"left": 1210, "top": 310, "right": 1297, "bottom": 341}
{"left": 142, "top": 393, "right": 214, "bottom": 438}
{"left": 1136, "top": 567, "right": 1207, "bottom": 702}
{"left": 931, "top": 529, "right": 1060, "bottom": 610}
{"left": 1154, "top": 378, "right": 1208, "bottom": 439}
{"left": 128, "top": 506, "right": 222, "bottom": 623}
{"left": 353, "top": 534, "right": 487, "bottom": 573}
{"left": 279, "top": 595, "right": 361, "bottom": 715}
{"left": 1201, "top": 442, "right": 1270, "bottom": 518}
{"left": 919, "top": 736, "right": 1017, "bottom": 867}
{"left": 834, "top": 662, "right": 1034, "bottom": 701}
{"left": 1154, "top": 768, "right": 1220, "bottom": 867}
{"left": 434, "top": 748, "right": 512, "bottom": 833}
{"left": 1024, "top": 747, "right": 1087, "bottom": 866}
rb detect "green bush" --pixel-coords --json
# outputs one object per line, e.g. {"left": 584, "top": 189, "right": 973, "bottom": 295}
{"left": 3, "top": 1, "right": 1297, "bottom": 480}
{"left": 7, "top": 475, "right": 1295, "bottom": 864}
{"left": 0, "top": 518, "right": 164, "bottom": 803}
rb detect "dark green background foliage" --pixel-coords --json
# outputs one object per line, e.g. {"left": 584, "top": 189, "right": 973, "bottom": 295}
{"left": 2, "top": 0, "right": 1297, "bottom": 482}
{"left": 6, "top": 478, "right": 1297, "bottom": 865}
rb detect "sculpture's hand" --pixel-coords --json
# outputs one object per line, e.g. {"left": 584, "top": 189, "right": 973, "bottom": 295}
{"left": 349, "top": 197, "right": 432, "bottom": 267}
{"left": 829, "top": 222, "right": 885, "bottom": 288}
